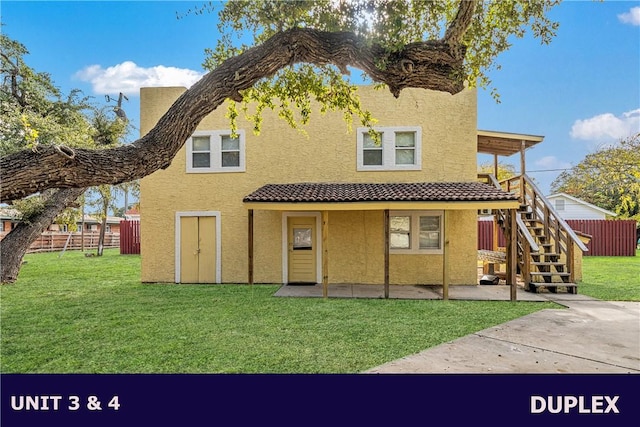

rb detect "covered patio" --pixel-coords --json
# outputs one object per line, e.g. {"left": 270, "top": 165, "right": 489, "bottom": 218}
{"left": 272, "top": 282, "right": 548, "bottom": 302}
{"left": 244, "top": 181, "right": 524, "bottom": 300}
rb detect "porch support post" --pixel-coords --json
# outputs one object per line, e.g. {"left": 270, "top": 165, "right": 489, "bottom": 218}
{"left": 490, "top": 156, "right": 500, "bottom": 252}
{"left": 248, "top": 209, "right": 254, "bottom": 285}
{"left": 322, "top": 210, "right": 329, "bottom": 299}
{"left": 442, "top": 211, "right": 449, "bottom": 300}
{"left": 520, "top": 140, "right": 526, "bottom": 202}
{"left": 383, "top": 209, "right": 390, "bottom": 299}
{"left": 507, "top": 208, "right": 517, "bottom": 301}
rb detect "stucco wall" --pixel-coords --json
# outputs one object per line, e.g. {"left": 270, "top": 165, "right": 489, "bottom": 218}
{"left": 140, "top": 85, "right": 479, "bottom": 284}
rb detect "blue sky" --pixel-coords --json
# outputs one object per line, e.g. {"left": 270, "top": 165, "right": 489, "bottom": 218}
{"left": 2, "top": 0, "right": 639, "bottom": 198}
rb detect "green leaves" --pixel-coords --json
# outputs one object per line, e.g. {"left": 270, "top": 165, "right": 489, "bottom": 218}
{"left": 0, "top": 34, "right": 95, "bottom": 155}
{"left": 551, "top": 133, "right": 640, "bottom": 222}
{"left": 197, "top": 0, "right": 560, "bottom": 132}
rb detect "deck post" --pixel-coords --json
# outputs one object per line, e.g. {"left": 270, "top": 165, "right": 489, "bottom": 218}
{"left": 248, "top": 209, "right": 254, "bottom": 285}
{"left": 508, "top": 208, "right": 517, "bottom": 301}
{"left": 443, "top": 210, "right": 449, "bottom": 300}
{"left": 384, "top": 209, "right": 390, "bottom": 299}
{"left": 520, "top": 140, "right": 526, "bottom": 201}
{"left": 322, "top": 210, "right": 329, "bottom": 299}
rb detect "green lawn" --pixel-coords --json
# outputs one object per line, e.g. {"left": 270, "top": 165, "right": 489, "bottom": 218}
{"left": 578, "top": 249, "right": 640, "bottom": 301}
{"left": 0, "top": 249, "right": 560, "bottom": 373}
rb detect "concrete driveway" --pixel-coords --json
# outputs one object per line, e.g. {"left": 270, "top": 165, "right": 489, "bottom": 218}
{"left": 365, "top": 294, "right": 640, "bottom": 373}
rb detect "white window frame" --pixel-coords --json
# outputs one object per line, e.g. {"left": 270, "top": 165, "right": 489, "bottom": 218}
{"left": 186, "top": 130, "right": 246, "bottom": 173}
{"left": 389, "top": 210, "right": 443, "bottom": 254}
{"left": 356, "top": 126, "right": 422, "bottom": 171}
{"left": 555, "top": 199, "right": 565, "bottom": 211}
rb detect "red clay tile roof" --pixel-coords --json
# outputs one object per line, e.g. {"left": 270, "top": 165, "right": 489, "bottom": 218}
{"left": 243, "top": 182, "right": 518, "bottom": 203}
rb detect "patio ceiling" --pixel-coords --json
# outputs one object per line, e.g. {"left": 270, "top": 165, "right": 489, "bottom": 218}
{"left": 477, "top": 130, "right": 544, "bottom": 157}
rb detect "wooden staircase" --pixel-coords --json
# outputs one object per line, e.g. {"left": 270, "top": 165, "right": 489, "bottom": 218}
{"left": 480, "top": 174, "right": 588, "bottom": 294}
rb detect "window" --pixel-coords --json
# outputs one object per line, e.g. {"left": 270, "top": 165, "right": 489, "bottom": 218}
{"left": 555, "top": 199, "right": 565, "bottom": 211}
{"left": 106, "top": 224, "right": 111, "bottom": 233}
{"left": 357, "top": 126, "right": 421, "bottom": 171}
{"left": 187, "top": 130, "right": 245, "bottom": 173}
{"left": 389, "top": 211, "right": 443, "bottom": 254}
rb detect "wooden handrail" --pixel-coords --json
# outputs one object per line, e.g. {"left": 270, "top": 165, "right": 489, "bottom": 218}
{"left": 478, "top": 173, "right": 540, "bottom": 253}
{"left": 516, "top": 215, "right": 540, "bottom": 252}
{"left": 521, "top": 175, "right": 588, "bottom": 252}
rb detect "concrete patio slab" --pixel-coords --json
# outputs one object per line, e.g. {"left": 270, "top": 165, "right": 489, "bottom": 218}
{"left": 365, "top": 300, "right": 640, "bottom": 374}
{"left": 274, "top": 283, "right": 548, "bottom": 301}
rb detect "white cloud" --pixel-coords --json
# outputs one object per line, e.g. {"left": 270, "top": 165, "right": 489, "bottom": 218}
{"left": 570, "top": 109, "right": 640, "bottom": 141}
{"left": 74, "top": 61, "right": 204, "bottom": 96}
{"left": 534, "top": 156, "right": 572, "bottom": 171}
{"left": 618, "top": 6, "right": 640, "bottom": 26}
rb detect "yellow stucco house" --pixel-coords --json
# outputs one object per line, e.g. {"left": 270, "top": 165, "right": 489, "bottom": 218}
{"left": 140, "top": 85, "right": 527, "bottom": 295}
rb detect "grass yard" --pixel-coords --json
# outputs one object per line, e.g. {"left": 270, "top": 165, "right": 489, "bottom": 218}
{"left": 578, "top": 249, "right": 640, "bottom": 301}
{"left": 0, "top": 249, "right": 558, "bottom": 374}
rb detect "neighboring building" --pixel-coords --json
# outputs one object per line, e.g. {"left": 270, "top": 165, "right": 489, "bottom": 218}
{"left": 140, "top": 86, "right": 526, "bottom": 286}
{"left": 546, "top": 193, "right": 616, "bottom": 220}
{"left": 75, "top": 215, "right": 124, "bottom": 234}
{"left": 125, "top": 207, "right": 141, "bottom": 221}
{"left": 0, "top": 207, "right": 20, "bottom": 233}
{"left": 1, "top": 206, "right": 123, "bottom": 235}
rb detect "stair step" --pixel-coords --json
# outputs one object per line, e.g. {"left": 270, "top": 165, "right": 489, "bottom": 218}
{"left": 530, "top": 262, "right": 565, "bottom": 266}
{"left": 530, "top": 272, "right": 570, "bottom": 277}
{"left": 531, "top": 252, "right": 561, "bottom": 258}
{"left": 526, "top": 282, "right": 578, "bottom": 294}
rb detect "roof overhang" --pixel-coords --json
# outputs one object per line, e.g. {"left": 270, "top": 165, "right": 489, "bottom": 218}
{"left": 244, "top": 200, "right": 519, "bottom": 211}
{"left": 477, "top": 130, "right": 544, "bottom": 157}
{"left": 243, "top": 182, "right": 519, "bottom": 211}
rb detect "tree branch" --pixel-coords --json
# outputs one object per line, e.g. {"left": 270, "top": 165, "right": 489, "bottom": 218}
{"left": 1, "top": 187, "right": 86, "bottom": 283}
{"left": 1, "top": 25, "right": 473, "bottom": 202}
{"left": 444, "top": 0, "right": 478, "bottom": 46}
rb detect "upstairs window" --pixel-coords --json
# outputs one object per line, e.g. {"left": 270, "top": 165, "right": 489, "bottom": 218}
{"left": 357, "top": 126, "right": 421, "bottom": 171}
{"left": 555, "top": 199, "right": 565, "bottom": 211}
{"left": 187, "top": 130, "right": 245, "bottom": 173}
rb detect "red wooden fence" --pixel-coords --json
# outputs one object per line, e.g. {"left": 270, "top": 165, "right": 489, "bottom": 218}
{"left": 477, "top": 220, "right": 504, "bottom": 250}
{"left": 478, "top": 219, "right": 637, "bottom": 256}
{"left": 566, "top": 219, "right": 637, "bottom": 257}
{"left": 120, "top": 220, "right": 141, "bottom": 255}
{"left": 0, "top": 231, "right": 119, "bottom": 253}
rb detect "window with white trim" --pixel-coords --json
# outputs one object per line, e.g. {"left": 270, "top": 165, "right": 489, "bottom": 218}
{"left": 389, "top": 211, "right": 443, "bottom": 254}
{"left": 186, "top": 130, "right": 246, "bottom": 173}
{"left": 357, "top": 126, "right": 421, "bottom": 171}
{"left": 555, "top": 199, "right": 565, "bottom": 211}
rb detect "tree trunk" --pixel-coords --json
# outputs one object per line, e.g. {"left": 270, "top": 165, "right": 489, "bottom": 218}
{"left": 0, "top": 5, "right": 477, "bottom": 203}
{"left": 0, "top": 187, "right": 86, "bottom": 284}
{"left": 97, "top": 211, "right": 107, "bottom": 257}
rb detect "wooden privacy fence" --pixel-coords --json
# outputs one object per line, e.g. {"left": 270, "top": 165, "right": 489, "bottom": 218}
{"left": 478, "top": 219, "right": 637, "bottom": 256}
{"left": 566, "top": 219, "right": 637, "bottom": 257}
{"left": 477, "top": 220, "right": 505, "bottom": 250}
{"left": 0, "top": 231, "right": 120, "bottom": 254}
{"left": 120, "top": 220, "right": 141, "bottom": 254}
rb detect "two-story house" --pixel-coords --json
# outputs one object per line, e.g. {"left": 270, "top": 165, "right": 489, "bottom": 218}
{"left": 140, "top": 85, "right": 528, "bottom": 296}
